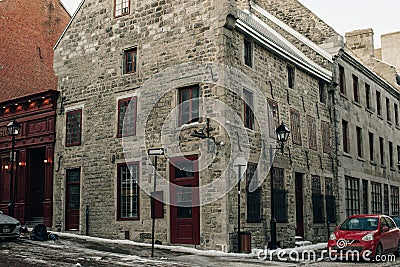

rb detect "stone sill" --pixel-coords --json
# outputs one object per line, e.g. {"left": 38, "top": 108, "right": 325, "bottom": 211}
{"left": 343, "top": 152, "right": 352, "bottom": 158}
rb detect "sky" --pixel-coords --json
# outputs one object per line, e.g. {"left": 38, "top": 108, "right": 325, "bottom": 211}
{"left": 61, "top": 0, "right": 400, "bottom": 48}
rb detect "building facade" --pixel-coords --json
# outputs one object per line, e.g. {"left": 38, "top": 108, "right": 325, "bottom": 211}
{"left": 53, "top": 0, "right": 342, "bottom": 250}
{"left": 334, "top": 30, "right": 400, "bottom": 224}
{"left": 0, "top": 0, "right": 70, "bottom": 225}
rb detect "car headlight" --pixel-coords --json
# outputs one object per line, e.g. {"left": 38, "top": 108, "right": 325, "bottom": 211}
{"left": 329, "top": 233, "right": 337, "bottom": 240}
{"left": 362, "top": 233, "right": 374, "bottom": 241}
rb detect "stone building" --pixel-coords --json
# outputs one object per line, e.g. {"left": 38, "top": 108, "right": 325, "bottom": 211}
{"left": 333, "top": 30, "right": 400, "bottom": 224}
{"left": 53, "top": 0, "right": 343, "bottom": 251}
{"left": 0, "top": 0, "right": 70, "bottom": 225}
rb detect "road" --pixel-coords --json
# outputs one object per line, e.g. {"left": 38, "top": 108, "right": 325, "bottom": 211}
{"left": 0, "top": 236, "right": 399, "bottom": 267}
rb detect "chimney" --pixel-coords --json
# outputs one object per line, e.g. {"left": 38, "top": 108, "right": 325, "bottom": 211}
{"left": 345, "top": 29, "right": 375, "bottom": 62}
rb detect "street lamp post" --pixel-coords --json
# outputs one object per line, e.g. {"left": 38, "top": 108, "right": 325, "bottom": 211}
{"left": 270, "top": 121, "right": 290, "bottom": 249}
{"left": 7, "top": 119, "right": 21, "bottom": 217}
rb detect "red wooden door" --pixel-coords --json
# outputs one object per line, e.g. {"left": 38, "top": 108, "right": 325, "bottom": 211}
{"left": 170, "top": 156, "right": 200, "bottom": 245}
{"left": 65, "top": 169, "right": 80, "bottom": 230}
{"left": 295, "top": 173, "right": 304, "bottom": 237}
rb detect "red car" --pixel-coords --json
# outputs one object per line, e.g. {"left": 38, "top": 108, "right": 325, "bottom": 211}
{"left": 328, "top": 214, "right": 400, "bottom": 259}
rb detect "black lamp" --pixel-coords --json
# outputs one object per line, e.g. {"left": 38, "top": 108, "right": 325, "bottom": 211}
{"left": 7, "top": 119, "right": 21, "bottom": 217}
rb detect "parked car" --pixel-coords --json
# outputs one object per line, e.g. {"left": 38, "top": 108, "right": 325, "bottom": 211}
{"left": 0, "top": 210, "right": 21, "bottom": 241}
{"left": 328, "top": 214, "right": 400, "bottom": 259}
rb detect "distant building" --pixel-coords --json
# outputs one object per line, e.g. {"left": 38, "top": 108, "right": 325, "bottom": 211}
{"left": 0, "top": 0, "right": 70, "bottom": 226}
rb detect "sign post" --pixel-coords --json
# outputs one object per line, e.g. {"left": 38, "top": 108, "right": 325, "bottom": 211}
{"left": 148, "top": 148, "right": 165, "bottom": 257}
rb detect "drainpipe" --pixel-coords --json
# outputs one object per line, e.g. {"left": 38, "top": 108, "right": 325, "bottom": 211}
{"left": 85, "top": 204, "right": 89, "bottom": 236}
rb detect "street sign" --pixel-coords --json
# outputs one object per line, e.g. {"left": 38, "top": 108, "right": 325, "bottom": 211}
{"left": 147, "top": 148, "right": 165, "bottom": 156}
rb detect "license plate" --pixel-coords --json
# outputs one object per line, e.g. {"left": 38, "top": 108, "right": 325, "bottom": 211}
{"left": 3, "top": 228, "right": 10, "bottom": 233}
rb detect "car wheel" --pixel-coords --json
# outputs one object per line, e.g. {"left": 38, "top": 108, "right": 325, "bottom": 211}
{"left": 375, "top": 243, "right": 383, "bottom": 259}
{"left": 396, "top": 241, "right": 400, "bottom": 257}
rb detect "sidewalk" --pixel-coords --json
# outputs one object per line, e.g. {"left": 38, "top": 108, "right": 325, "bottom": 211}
{"left": 53, "top": 231, "right": 300, "bottom": 267}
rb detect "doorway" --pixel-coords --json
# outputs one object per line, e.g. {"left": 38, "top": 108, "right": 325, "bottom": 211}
{"left": 28, "top": 147, "right": 45, "bottom": 219}
{"left": 295, "top": 172, "right": 304, "bottom": 237}
{"left": 169, "top": 156, "right": 200, "bottom": 245}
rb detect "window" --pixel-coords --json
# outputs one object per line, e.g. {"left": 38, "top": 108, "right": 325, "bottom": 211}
{"left": 395, "top": 103, "right": 399, "bottom": 127}
{"left": 339, "top": 65, "right": 346, "bottom": 94}
{"left": 272, "top": 167, "right": 287, "bottom": 223}
{"left": 307, "top": 116, "right": 317, "bottom": 150}
{"left": 290, "top": 109, "right": 301, "bottom": 145}
{"left": 287, "top": 65, "right": 295, "bottom": 89}
{"left": 384, "top": 184, "right": 389, "bottom": 215}
{"left": 123, "top": 47, "right": 137, "bottom": 74}
{"left": 353, "top": 75, "right": 359, "bottom": 103}
{"left": 312, "top": 175, "right": 324, "bottom": 223}
{"left": 391, "top": 186, "right": 399, "bottom": 215}
{"left": 345, "top": 176, "right": 360, "bottom": 217}
{"left": 389, "top": 141, "right": 394, "bottom": 168}
{"left": 325, "top": 177, "right": 336, "bottom": 223}
{"left": 342, "top": 120, "right": 349, "bottom": 153}
{"left": 365, "top": 83, "right": 371, "bottom": 109}
{"left": 117, "top": 97, "right": 137, "bottom": 137}
{"left": 267, "top": 99, "right": 279, "bottom": 138}
{"left": 362, "top": 179, "right": 368, "bottom": 214}
{"left": 243, "top": 89, "right": 255, "bottom": 130}
{"left": 178, "top": 86, "right": 199, "bottom": 126}
{"left": 376, "top": 91, "right": 382, "bottom": 116}
{"left": 356, "top": 126, "right": 363, "bottom": 158}
{"left": 117, "top": 162, "right": 139, "bottom": 220}
{"left": 246, "top": 163, "right": 260, "bottom": 223}
{"left": 66, "top": 109, "right": 82, "bottom": 146}
{"left": 244, "top": 38, "right": 252, "bottom": 67}
{"left": 371, "top": 182, "right": 382, "bottom": 214}
{"left": 379, "top": 137, "right": 385, "bottom": 165}
{"left": 386, "top": 97, "right": 391, "bottom": 121}
{"left": 114, "top": 0, "right": 130, "bottom": 17}
{"left": 369, "top": 132, "right": 374, "bottom": 161}
{"left": 321, "top": 121, "right": 331, "bottom": 154}
{"left": 398, "top": 145, "right": 400, "bottom": 167}
{"left": 319, "top": 80, "right": 326, "bottom": 104}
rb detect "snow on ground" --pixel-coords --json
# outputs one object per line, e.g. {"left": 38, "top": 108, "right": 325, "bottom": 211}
{"left": 54, "top": 231, "right": 326, "bottom": 260}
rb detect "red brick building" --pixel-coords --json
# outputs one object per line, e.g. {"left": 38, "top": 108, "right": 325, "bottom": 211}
{"left": 0, "top": 0, "right": 70, "bottom": 226}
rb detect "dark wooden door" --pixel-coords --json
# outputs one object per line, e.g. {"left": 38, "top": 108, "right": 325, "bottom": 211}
{"left": 170, "top": 156, "right": 200, "bottom": 245}
{"left": 295, "top": 173, "right": 304, "bottom": 237}
{"left": 29, "top": 148, "right": 45, "bottom": 218}
{"left": 66, "top": 169, "right": 80, "bottom": 230}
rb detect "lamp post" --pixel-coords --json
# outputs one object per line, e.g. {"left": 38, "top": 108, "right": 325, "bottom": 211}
{"left": 270, "top": 121, "right": 290, "bottom": 249}
{"left": 7, "top": 119, "right": 21, "bottom": 217}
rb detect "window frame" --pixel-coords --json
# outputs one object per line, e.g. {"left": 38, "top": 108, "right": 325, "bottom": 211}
{"left": 371, "top": 182, "right": 382, "bottom": 214}
{"left": 117, "top": 97, "right": 137, "bottom": 138}
{"left": 267, "top": 99, "right": 279, "bottom": 138}
{"left": 244, "top": 38, "right": 253, "bottom": 68}
{"left": 352, "top": 74, "right": 359, "bottom": 103}
{"left": 391, "top": 186, "right": 399, "bottom": 215}
{"left": 365, "top": 83, "right": 371, "bottom": 110}
{"left": 339, "top": 65, "right": 346, "bottom": 94}
{"left": 287, "top": 65, "right": 295, "bottom": 89}
{"left": 356, "top": 126, "right": 363, "bottom": 158}
{"left": 117, "top": 162, "right": 140, "bottom": 221}
{"left": 66, "top": 109, "right": 82, "bottom": 147}
{"left": 369, "top": 132, "right": 374, "bottom": 161}
{"left": 307, "top": 116, "right": 317, "bottom": 151}
{"left": 386, "top": 97, "right": 391, "bottom": 122}
{"left": 246, "top": 163, "right": 261, "bottom": 223}
{"left": 114, "top": 0, "right": 130, "bottom": 17}
{"left": 345, "top": 176, "right": 360, "bottom": 217}
{"left": 312, "top": 175, "right": 325, "bottom": 223}
{"left": 290, "top": 108, "right": 302, "bottom": 145}
{"left": 384, "top": 184, "right": 389, "bottom": 215}
{"left": 395, "top": 103, "right": 399, "bottom": 127}
{"left": 123, "top": 47, "right": 137, "bottom": 74}
{"left": 342, "top": 120, "right": 349, "bottom": 153}
{"left": 272, "top": 167, "right": 288, "bottom": 223}
{"left": 379, "top": 137, "right": 385, "bottom": 166}
{"left": 178, "top": 85, "right": 200, "bottom": 126}
{"left": 376, "top": 91, "right": 382, "bottom": 116}
{"left": 243, "top": 88, "right": 255, "bottom": 130}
